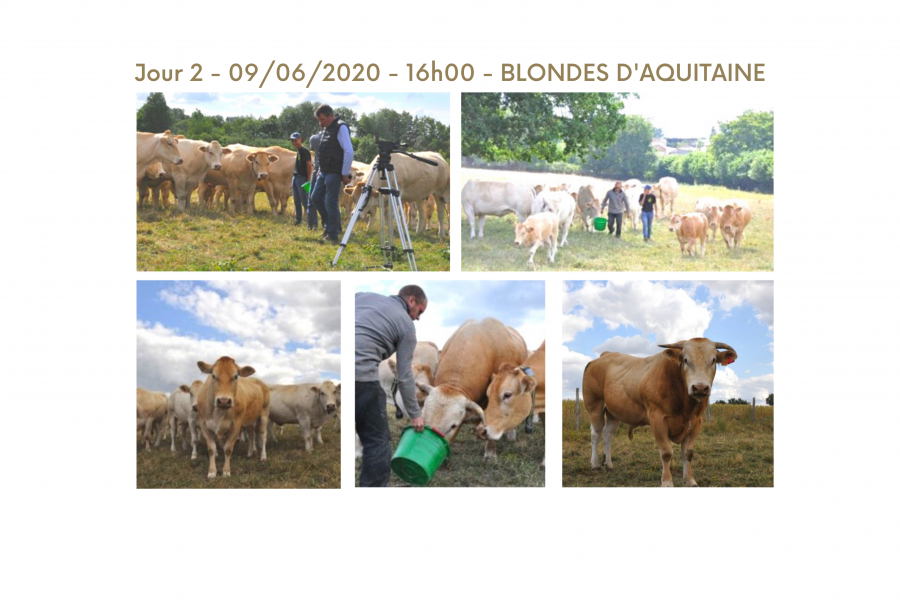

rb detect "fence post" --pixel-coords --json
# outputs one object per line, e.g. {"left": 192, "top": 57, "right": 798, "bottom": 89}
{"left": 752, "top": 397, "right": 756, "bottom": 422}
{"left": 575, "top": 388, "right": 580, "bottom": 430}
{"left": 706, "top": 404, "right": 711, "bottom": 421}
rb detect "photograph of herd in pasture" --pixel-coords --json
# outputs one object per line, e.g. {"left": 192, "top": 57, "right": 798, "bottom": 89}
{"left": 354, "top": 281, "right": 546, "bottom": 487}
{"left": 136, "top": 280, "right": 341, "bottom": 488}
{"left": 561, "top": 280, "right": 774, "bottom": 487}
{"left": 136, "top": 92, "right": 450, "bottom": 272}
{"left": 461, "top": 92, "right": 774, "bottom": 271}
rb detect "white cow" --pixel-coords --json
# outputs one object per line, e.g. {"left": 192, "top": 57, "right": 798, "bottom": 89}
{"left": 136, "top": 131, "right": 183, "bottom": 179}
{"left": 267, "top": 382, "right": 338, "bottom": 452}
{"left": 169, "top": 384, "right": 202, "bottom": 459}
{"left": 531, "top": 190, "right": 576, "bottom": 246}
{"left": 167, "top": 138, "right": 233, "bottom": 211}
{"left": 461, "top": 180, "right": 536, "bottom": 239}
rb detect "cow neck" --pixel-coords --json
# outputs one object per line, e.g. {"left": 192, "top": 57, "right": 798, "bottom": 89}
{"left": 660, "top": 357, "right": 705, "bottom": 421}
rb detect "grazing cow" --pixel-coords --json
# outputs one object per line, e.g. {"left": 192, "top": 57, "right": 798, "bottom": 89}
{"left": 165, "top": 138, "right": 232, "bottom": 211}
{"left": 461, "top": 180, "right": 535, "bottom": 239}
{"left": 694, "top": 198, "right": 724, "bottom": 240}
{"left": 651, "top": 176, "right": 679, "bottom": 218}
{"left": 136, "top": 131, "right": 183, "bottom": 179}
{"left": 136, "top": 388, "right": 168, "bottom": 451}
{"left": 719, "top": 200, "right": 752, "bottom": 252}
{"left": 576, "top": 185, "right": 602, "bottom": 231}
{"left": 194, "top": 357, "right": 270, "bottom": 479}
{"left": 669, "top": 212, "right": 708, "bottom": 257}
{"left": 343, "top": 152, "right": 450, "bottom": 237}
{"left": 267, "top": 381, "right": 338, "bottom": 452}
{"left": 169, "top": 384, "right": 201, "bottom": 459}
{"left": 583, "top": 338, "right": 738, "bottom": 487}
{"left": 514, "top": 212, "right": 559, "bottom": 269}
{"left": 480, "top": 341, "right": 546, "bottom": 465}
{"left": 417, "top": 319, "right": 528, "bottom": 458}
{"left": 137, "top": 162, "right": 173, "bottom": 209}
{"left": 532, "top": 190, "right": 576, "bottom": 246}
{"left": 219, "top": 145, "right": 280, "bottom": 216}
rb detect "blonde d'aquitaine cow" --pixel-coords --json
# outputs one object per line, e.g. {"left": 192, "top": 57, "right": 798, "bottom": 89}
{"left": 378, "top": 341, "right": 441, "bottom": 420}
{"left": 531, "top": 190, "right": 576, "bottom": 247}
{"left": 194, "top": 357, "right": 271, "bottom": 479}
{"left": 651, "top": 176, "right": 679, "bottom": 219}
{"left": 137, "top": 162, "right": 173, "bottom": 209}
{"left": 136, "top": 131, "right": 183, "bottom": 179}
{"left": 576, "top": 185, "right": 602, "bottom": 231}
{"left": 719, "top": 200, "right": 752, "bottom": 253}
{"left": 694, "top": 198, "right": 724, "bottom": 241}
{"left": 514, "top": 212, "right": 559, "bottom": 269}
{"left": 137, "top": 388, "right": 168, "bottom": 451}
{"left": 461, "top": 180, "right": 536, "bottom": 240}
{"left": 165, "top": 138, "right": 232, "bottom": 211}
{"left": 266, "top": 382, "right": 338, "bottom": 451}
{"left": 218, "top": 145, "right": 280, "bottom": 216}
{"left": 417, "top": 318, "right": 528, "bottom": 458}
{"left": 669, "top": 212, "right": 708, "bottom": 257}
{"left": 583, "top": 338, "right": 738, "bottom": 487}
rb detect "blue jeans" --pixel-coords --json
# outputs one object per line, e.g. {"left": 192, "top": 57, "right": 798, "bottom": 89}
{"left": 291, "top": 176, "right": 308, "bottom": 224}
{"left": 641, "top": 211, "right": 654, "bottom": 239}
{"left": 356, "top": 381, "right": 392, "bottom": 487}
{"left": 309, "top": 172, "right": 342, "bottom": 239}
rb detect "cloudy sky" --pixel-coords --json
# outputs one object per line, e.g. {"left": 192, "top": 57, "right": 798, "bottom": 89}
{"left": 623, "top": 89, "right": 774, "bottom": 138}
{"left": 136, "top": 92, "right": 451, "bottom": 125}
{"left": 137, "top": 281, "right": 341, "bottom": 393}
{"left": 355, "top": 281, "right": 545, "bottom": 351}
{"left": 562, "top": 280, "right": 774, "bottom": 402}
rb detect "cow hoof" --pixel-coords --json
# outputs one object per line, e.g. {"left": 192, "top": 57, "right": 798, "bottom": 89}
{"left": 661, "top": 481, "right": 674, "bottom": 488}
{"left": 260, "top": 455, "right": 267, "bottom": 462}
{"left": 484, "top": 454, "right": 498, "bottom": 461}
{"left": 591, "top": 466, "right": 601, "bottom": 472}
{"left": 223, "top": 471, "right": 231, "bottom": 477}
{"left": 207, "top": 473, "right": 216, "bottom": 479}
{"left": 688, "top": 481, "right": 698, "bottom": 487}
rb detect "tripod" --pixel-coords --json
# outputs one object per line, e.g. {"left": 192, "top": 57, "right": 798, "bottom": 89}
{"left": 332, "top": 142, "right": 437, "bottom": 271}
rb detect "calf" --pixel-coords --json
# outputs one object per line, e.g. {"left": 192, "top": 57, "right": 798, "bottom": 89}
{"left": 514, "top": 212, "right": 559, "bottom": 269}
{"left": 220, "top": 145, "right": 280, "bottom": 216}
{"left": 719, "top": 201, "right": 752, "bottom": 252}
{"left": 669, "top": 212, "right": 708, "bottom": 257}
{"left": 695, "top": 198, "right": 724, "bottom": 240}
{"left": 532, "top": 190, "right": 576, "bottom": 246}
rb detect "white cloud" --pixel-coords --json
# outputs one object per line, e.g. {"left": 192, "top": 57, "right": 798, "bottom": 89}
{"left": 561, "top": 309, "right": 593, "bottom": 343}
{"left": 711, "top": 368, "right": 774, "bottom": 403}
{"left": 703, "top": 280, "right": 774, "bottom": 329}
{"left": 562, "top": 345, "right": 594, "bottom": 398}
{"left": 593, "top": 335, "right": 659, "bottom": 357}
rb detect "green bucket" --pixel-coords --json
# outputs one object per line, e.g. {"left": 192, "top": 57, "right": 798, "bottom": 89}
{"left": 391, "top": 426, "right": 450, "bottom": 485}
{"left": 593, "top": 217, "right": 608, "bottom": 231}
{"left": 301, "top": 181, "right": 311, "bottom": 193}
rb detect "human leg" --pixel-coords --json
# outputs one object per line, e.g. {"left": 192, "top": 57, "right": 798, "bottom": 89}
{"left": 356, "top": 381, "right": 392, "bottom": 487}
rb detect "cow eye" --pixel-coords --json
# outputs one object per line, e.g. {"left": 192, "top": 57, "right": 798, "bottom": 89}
{"left": 448, "top": 424, "right": 456, "bottom": 431}
{"left": 233, "top": 374, "right": 239, "bottom": 381}
{"left": 502, "top": 392, "right": 512, "bottom": 402}
{"left": 684, "top": 358, "right": 691, "bottom": 367}
{"left": 211, "top": 375, "right": 218, "bottom": 381}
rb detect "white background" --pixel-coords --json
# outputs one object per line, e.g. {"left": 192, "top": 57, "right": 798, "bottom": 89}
{"left": 3, "top": 0, "right": 899, "bottom": 598}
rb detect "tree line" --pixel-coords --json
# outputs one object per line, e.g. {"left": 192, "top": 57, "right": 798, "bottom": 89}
{"left": 461, "top": 92, "right": 773, "bottom": 193}
{"left": 136, "top": 93, "right": 450, "bottom": 163}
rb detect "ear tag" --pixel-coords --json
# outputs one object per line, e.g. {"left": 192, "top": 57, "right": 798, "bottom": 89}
{"left": 723, "top": 356, "right": 734, "bottom": 365}
{"left": 522, "top": 367, "right": 534, "bottom": 377}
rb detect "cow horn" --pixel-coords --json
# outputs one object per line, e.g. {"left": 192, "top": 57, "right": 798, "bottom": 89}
{"left": 658, "top": 341, "right": 686, "bottom": 349}
{"left": 466, "top": 400, "right": 486, "bottom": 424}
{"left": 712, "top": 342, "right": 736, "bottom": 353}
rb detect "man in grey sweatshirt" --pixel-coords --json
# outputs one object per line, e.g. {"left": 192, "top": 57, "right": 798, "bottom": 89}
{"left": 601, "top": 181, "right": 628, "bottom": 238}
{"left": 355, "top": 285, "right": 427, "bottom": 486}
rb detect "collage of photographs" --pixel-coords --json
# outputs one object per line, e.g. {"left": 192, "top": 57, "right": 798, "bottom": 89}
{"left": 136, "top": 91, "right": 774, "bottom": 489}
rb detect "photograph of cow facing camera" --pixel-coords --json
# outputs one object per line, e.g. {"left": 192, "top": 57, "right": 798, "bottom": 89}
{"left": 136, "top": 280, "right": 341, "bottom": 488}
{"left": 355, "top": 281, "right": 545, "bottom": 487}
{"left": 562, "top": 280, "right": 774, "bottom": 487}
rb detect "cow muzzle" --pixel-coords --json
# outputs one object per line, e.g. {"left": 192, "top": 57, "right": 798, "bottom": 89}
{"left": 257, "top": 173, "right": 268, "bottom": 180}
{"left": 174, "top": 158, "right": 184, "bottom": 165}
{"left": 326, "top": 404, "right": 336, "bottom": 415}
{"left": 690, "top": 383, "right": 710, "bottom": 397}
{"left": 212, "top": 164, "right": 222, "bottom": 171}
{"left": 215, "top": 397, "right": 234, "bottom": 409}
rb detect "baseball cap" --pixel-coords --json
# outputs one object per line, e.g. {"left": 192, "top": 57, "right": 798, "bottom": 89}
{"left": 290, "top": 132, "right": 302, "bottom": 140}
{"left": 644, "top": 184, "right": 651, "bottom": 190}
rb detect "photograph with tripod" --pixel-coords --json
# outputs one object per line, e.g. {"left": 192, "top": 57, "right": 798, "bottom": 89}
{"left": 136, "top": 92, "right": 451, "bottom": 271}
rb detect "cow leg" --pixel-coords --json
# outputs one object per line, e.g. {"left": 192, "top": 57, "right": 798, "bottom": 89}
{"left": 169, "top": 414, "right": 177, "bottom": 453}
{"left": 484, "top": 438, "right": 498, "bottom": 459}
{"left": 527, "top": 241, "right": 540, "bottom": 270}
{"left": 649, "top": 415, "right": 675, "bottom": 487}
{"left": 415, "top": 201, "right": 426, "bottom": 234}
{"left": 200, "top": 423, "right": 218, "bottom": 478}
{"left": 245, "top": 425, "right": 256, "bottom": 458}
{"left": 154, "top": 418, "right": 165, "bottom": 448}
{"left": 548, "top": 235, "right": 558, "bottom": 263}
{"left": 257, "top": 413, "right": 268, "bottom": 462}
{"left": 681, "top": 429, "right": 702, "bottom": 487}
{"left": 315, "top": 426, "right": 324, "bottom": 445}
{"left": 142, "top": 420, "right": 153, "bottom": 452}
{"left": 299, "top": 416, "right": 313, "bottom": 452}
{"left": 477, "top": 216, "right": 487, "bottom": 239}
{"left": 189, "top": 417, "right": 199, "bottom": 461}
{"left": 268, "top": 420, "right": 278, "bottom": 444}
{"left": 700, "top": 236, "right": 706, "bottom": 257}
{"left": 506, "top": 428, "right": 517, "bottom": 442}
{"left": 437, "top": 199, "right": 446, "bottom": 239}
{"left": 601, "top": 414, "right": 619, "bottom": 470}
{"left": 222, "top": 425, "right": 242, "bottom": 478}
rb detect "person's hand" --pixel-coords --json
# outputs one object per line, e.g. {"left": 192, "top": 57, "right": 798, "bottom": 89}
{"left": 341, "top": 175, "right": 352, "bottom": 185}
{"left": 411, "top": 416, "right": 425, "bottom": 432}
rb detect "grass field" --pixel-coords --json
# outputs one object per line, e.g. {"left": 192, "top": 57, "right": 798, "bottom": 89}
{"left": 136, "top": 423, "right": 340, "bottom": 489}
{"left": 460, "top": 168, "right": 774, "bottom": 272}
{"left": 562, "top": 401, "right": 773, "bottom": 487}
{"left": 356, "top": 413, "right": 545, "bottom": 487}
{"left": 136, "top": 192, "right": 450, "bottom": 271}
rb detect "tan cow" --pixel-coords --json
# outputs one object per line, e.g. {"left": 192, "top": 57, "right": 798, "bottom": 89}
{"left": 165, "top": 139, "right": 232, "bottom": 211}
{"left": 137, "top": 162, "right": 173, "bottom": 209}
{"left": 136, "top": 388, "right": 168, "bottom": 451}
{"left": 669, "top": 212, "right": 708, "bottom": 257}
{"left": 719, "top": 200, "right": 752, "bottom": 252}
{"left": 583, "top": 338, "right": 738, "bottom": 487}
{"left": 514, "top": 212, "right": 559, "bottom": 269}
{"left": 136, "top": 131, "right": 183, "bottom": 179}
{"left": 694, "top": 198, "right": 724, "bottom": 240}
{"left": 255, "top": 146, "right": 296, "bottom": 216}
{"left": 219, "top": 145, "right": 280, "bottom": 216}
{"left": 480, "top": 341, "right": 545, "bottom": 465}
{"left": 462, "top": 180, "right": 536, "bottom": 239}
{"left": 195, "top": 357, "right": 271, "bottom": 479}
{"left": 576, "top": 185, "right": 602, "bottom": 231}
{"left": 651, "top": 176, "right": 679, "bottom": 219}
{"left": 417, "top": 319, "right": 528, "bottom": 458}
{"left": 532, "top": 190, "right": 576, "bottom": 246}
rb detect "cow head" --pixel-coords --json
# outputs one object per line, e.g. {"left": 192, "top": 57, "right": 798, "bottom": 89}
{"left": 313, "top": 380, "right": 338, "bottom": 415}
{"left": 145, "top": 162, "right": 167, "bottom": 180}
{"left": 158, "top": 130, "right": 183, "bottom": 165}
{"left": 720, "top": 205, "right": 744, "bottom": 249}
{"left": 197, "top": 356, "right": 256, "bottom": 410}
{"left": 659, "top": 339, "right": 737, "bottom": 401}
{"left": 335, "top": 383, "right": 341, "bottom": 408}
{"left": 480, "top": 364, "right": 537, "bottom": 440}
{"left": 246, "top": 151, "right": 279, "bottom": 180}
{"left": 668, "top": 214, "right": 684, "bottom": 233}
{"left": 419, "top": 383, "right": 485, "bottom": 443}
{"left": 707, "top": 206, "right": 722, "bottom": 236}
{"left": 514, "top": 221, "right": 542, "bottom": 247}
{"left": 387, "top": 360, "right": 434, "bottom": 406}
{"left": 180, "top": 380, "right": 204, "bottom": 412}
{"left": 199, "top": 140, "right": 231, "bottom": 171}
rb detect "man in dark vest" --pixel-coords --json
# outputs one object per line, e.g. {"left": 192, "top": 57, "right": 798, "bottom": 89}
{"left": 309, "top": 104, "right": 354, "bottom": 243}
{"left": 289, "top": 132, "right": 312, "bottom": 227}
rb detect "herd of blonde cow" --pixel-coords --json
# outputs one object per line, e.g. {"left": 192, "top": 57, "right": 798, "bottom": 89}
{"left": 136, "top": 356, "right": 340, "bottom": 479}
{"left": 136, "top": 130, "right": 451, "bottom": 238}
{"left": 461, "top": 176, "right": 753, "bottom": 268}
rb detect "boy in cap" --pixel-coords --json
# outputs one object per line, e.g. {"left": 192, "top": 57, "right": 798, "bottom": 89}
{"left": 639, "top": 184, "right": 657, "bottom": 242}
{"left": 290, "top": 132, "right": 312, "bottom": 226}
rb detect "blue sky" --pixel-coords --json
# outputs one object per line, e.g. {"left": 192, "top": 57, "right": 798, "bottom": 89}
{"left": 355, "top": 281, "right": 545, "bottom": 350}
{"left": 562, "top": 280, "right": 774, "bottom": 401}
{"left": 136, "top": 92, "right": 451, "bottom": 125}
{"left": 622, "top": 89, "right": 773, "bottom": 138}
{"left": 137, "top": 281, "right": 341, "bottom": 392}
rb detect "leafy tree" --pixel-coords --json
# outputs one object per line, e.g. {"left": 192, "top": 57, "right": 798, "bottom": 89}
{"left": 766, "top": 393, "right": 773, "bottom": 406}
{"left": 585, "top": 115, "right": 657, "bottom": 180}
{"left": 462, "top": 92, "right": 629, "bottom": 162}
{"left": 136, "top": 92, "right": 171, "bottom": 133}
{"left": 709, "top": 110, "right": 774, "bottom": 157}
{"left": 727, "top": 398, "right": 750, "bottom": 405}
{"left": 653, "top": 127, "right": 664, "bottom": 138}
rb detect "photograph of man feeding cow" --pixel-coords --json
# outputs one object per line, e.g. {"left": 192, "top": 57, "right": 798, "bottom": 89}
{"left": 136, "top": 92, "right": 450, "bottom": 271}
{"left": 136, "top": 280, "right": 341, "bottom": 488}
{"left": 561, "top": 280, "right": 774, "bottom": 487}
{"left": 461, "top": 92, "right": 773, "bottom": 271}
{"left": 354, "top": 281, "right": 546, "bottom": 487}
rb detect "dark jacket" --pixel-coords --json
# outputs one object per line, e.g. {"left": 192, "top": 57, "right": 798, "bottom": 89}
{"left": 318, "top": 118, "right": 349, "bottom": 175}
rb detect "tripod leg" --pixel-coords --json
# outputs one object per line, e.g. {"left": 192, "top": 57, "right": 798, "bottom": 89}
{"left": 386, "top": 170, "right": 417, "bottom": 272}
{"left": 332, "top": 171, "right": 380, "bottom": 267}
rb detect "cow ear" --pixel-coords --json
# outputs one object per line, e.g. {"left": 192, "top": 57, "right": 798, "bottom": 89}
{"left": 418, "top": 364, "right": 434, "bottom": 383}
{"left": 416, "top": 382, "right": 433, "bottom": 396}
{"left": 198, "top": 361, "right": 213, "bottom": 374}
{"left": 716, "top": 350, "right": 737, "bottom": 366}
{"left": 526, "top": 226, "right": 534, "bottom": 232}
{"left": 268, "top": 154, "right": 279, "bottom": 162}
{"left": 522, "top": 376, "right": 536, "bottom": 394}
{"left": 735, "top": 207, "right": 742, "bottom": 213}
{"left": 238, "top": 366, "right": 256, "bottom": 377}
{"left": 310, "top": 385, "right": 320, "bottom": 394}
{"left": 246, "top": 155, "right": 255, "bottom": 163}
{"left": 221, "top": 148, "right": 232, "bottom": 155}
{"left": 198, "top": 145, "right": 208, "bottom": 153}
{"left": 179, "top": 384, "right": 190, "bottom": 393}
{"left": 663, "top": 349, "right": 682, "bottom": 364}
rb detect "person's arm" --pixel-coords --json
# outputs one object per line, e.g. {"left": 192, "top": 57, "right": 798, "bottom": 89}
{"left": 305, "top": 150, "right": 313, "bottom": 180}
{"left": 337, "top": 125, "right": 355, "bottom": 180}
{"left": 601, "top": 191, "right": 609, "bottom": 213}
{"left": 395, "top": 326, "right": 421, "bottom": 423}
